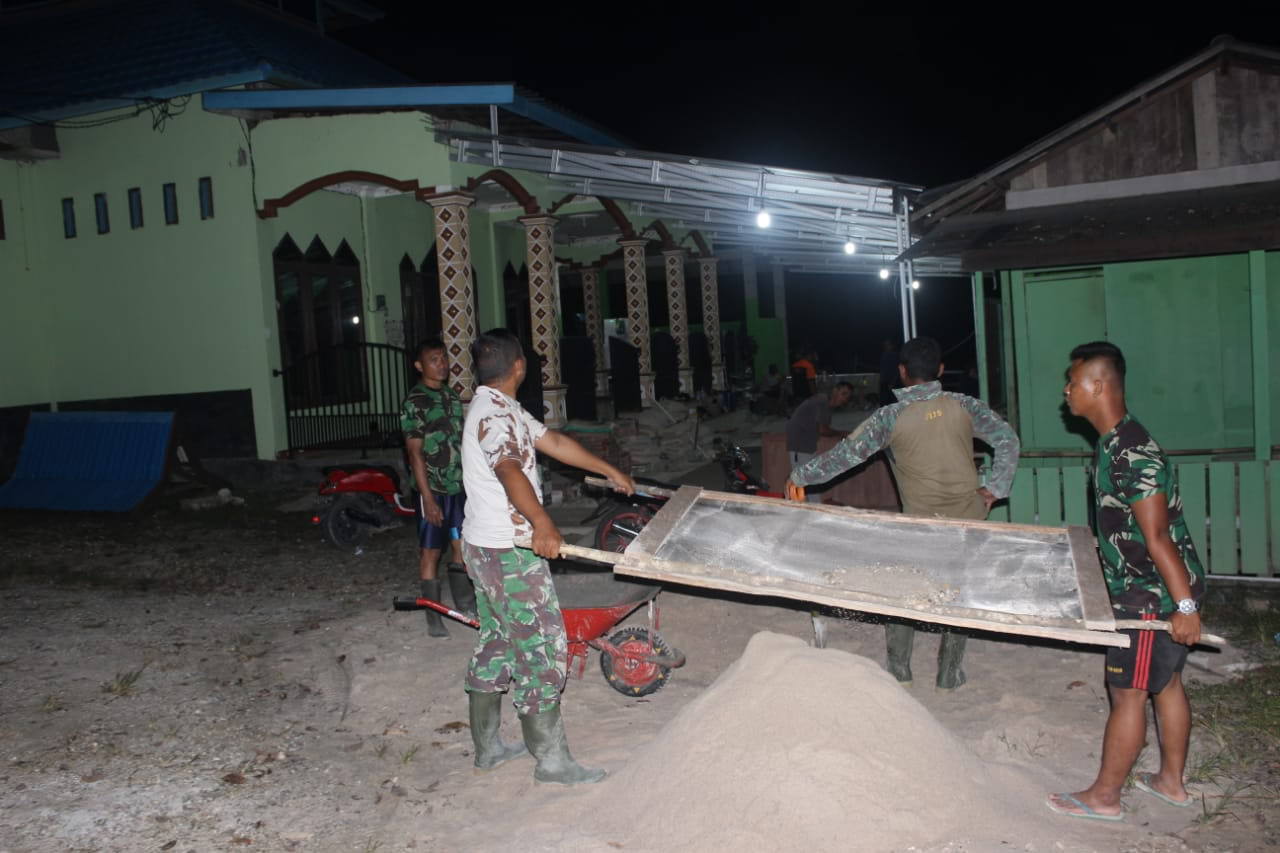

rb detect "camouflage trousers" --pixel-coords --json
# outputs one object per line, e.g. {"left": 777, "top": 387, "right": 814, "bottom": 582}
{"left": 462, "top": 543, "right": 567, "bottom": 716}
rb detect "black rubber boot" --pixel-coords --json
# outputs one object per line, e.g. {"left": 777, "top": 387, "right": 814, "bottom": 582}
{"left": 519, "top": 706, "right": 606, "bottom": 785}
{"left": 446, "top": 562, "right": 477, "bottom": 621}
{"left": 936, "top": 631, "right": 968, "bottom": 690}
{"left": 469, "top": 691, "right": 527, "bottom": 771}
{"left": 884, "top": 622, "right": 914, "bottom": 685}
{"left": 420, "top": 578, "right": 449, "bottom": 638}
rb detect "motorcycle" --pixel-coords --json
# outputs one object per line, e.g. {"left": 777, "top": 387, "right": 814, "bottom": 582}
{"left": 583, "top": 476, "right": 676, "bottom": 554}
{"left": 585, "top": 441, "right": 781, "bottom": 554}
{"left": 311, "top": 464, "right": 416, "bottom": 547}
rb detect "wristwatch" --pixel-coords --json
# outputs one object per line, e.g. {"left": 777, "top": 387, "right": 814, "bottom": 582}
{"left": 1176, "top": 598, "right": 1199, "bottom": 615}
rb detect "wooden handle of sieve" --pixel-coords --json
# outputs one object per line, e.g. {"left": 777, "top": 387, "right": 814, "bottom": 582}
{"left": 583, "top": 475, "right": 675, "bottom": 500}
{"left": 514, "top": 537, "right": 626, "bottom": 565}
{"left": 1113, "top": 619, "right": 1227, "bottom": 647}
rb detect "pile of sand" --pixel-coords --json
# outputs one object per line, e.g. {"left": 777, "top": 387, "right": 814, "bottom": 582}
{"left": 597, "top": 632, "right": 1047, "bottom": 852}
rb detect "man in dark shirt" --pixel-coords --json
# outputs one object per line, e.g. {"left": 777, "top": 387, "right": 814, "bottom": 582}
{"left": 1047, "top": 341, "right": 1205, "bottom": 822}
{"left": 785, "top": 383, "right": 852, "bottom": 502}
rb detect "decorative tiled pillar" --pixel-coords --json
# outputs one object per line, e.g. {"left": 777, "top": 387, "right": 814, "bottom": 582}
{"left": 424, "top": 192, "right": 476, "bottom": 399}
{"left": 663, "top": 249, "right": 693, "bottom": 395}
{"left": 698, "top": 256, "right": 725, "bottom": 391}
{"left": 581, "top": 265, "right": 610, "bottom": 397}
{"left": 619, "top": 238, "right": 655, "bottom": 406}
{"left": 518, "top": 214, "right": 566, "bottom": 427}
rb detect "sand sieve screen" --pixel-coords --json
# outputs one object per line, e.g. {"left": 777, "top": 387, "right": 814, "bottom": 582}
{"left": 647, "top": 497, "right": 1084, "bottom": 621}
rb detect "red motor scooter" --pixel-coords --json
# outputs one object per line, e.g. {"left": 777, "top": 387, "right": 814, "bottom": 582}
{"left": 311, "top": 464, "right": 416, "bottom": 547}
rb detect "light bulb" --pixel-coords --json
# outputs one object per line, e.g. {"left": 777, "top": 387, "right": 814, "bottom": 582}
{"left": 878, "top": 268, "right": 890, "bottom": 280}
{"left": 843, "top": 241, "right": 856, "bottom": 255}
{"left": 352, "top": 315, "right": 361, "bottom": 324}
{"left": 911, "top": 280, "right": 920, "bottom": 290}
{"left": 756, "top": 209, "right": 771, "bottom": 228}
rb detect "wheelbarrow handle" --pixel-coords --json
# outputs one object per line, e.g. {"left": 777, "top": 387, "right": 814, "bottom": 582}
{"left": 584, "top": 475, "right": 676, "bottom": 500}
{"left": 392, "top": 596, "right": 481, "bottom": 628}
{"left": 1112, "top": 619, "right": 1227, "bottom": 647}
{"left": 513, "top": 538, "right": 626, "bottom": 565}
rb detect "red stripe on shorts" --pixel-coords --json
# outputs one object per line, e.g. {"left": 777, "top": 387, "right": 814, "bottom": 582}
{"left": 1133, "top": 613, "right": 1156, "bottom": 691}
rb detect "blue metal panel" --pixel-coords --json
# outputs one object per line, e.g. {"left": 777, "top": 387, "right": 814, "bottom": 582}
{"left": 202, "top": 84, "right": 517, "bottom": 111}
{"left": 0, "top": 412, "right": 173, "bottom": 512}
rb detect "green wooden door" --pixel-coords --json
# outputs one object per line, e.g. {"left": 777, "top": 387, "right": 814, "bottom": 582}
{"left": 1018, "top": 269, "right": 1106, "bottom": 450}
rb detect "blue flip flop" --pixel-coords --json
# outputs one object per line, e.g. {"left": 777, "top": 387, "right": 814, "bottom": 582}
{"left": 1133, "top": 773, "right": 1195, "bottom": 808}
{"left": 1045, "top": 793, "right": 1124, "bottom": 822}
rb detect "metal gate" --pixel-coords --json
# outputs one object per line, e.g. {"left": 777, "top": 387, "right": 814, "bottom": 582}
{"left": 275, "top": 342, "right": 410, "bottom": 456}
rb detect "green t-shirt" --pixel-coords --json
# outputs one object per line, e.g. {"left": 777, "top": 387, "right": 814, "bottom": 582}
{"left": 400, "top": 382, "right": 464, "bottom": 496}
{"left": 1094, "top": 414, "right": 1205, "bottom": 618}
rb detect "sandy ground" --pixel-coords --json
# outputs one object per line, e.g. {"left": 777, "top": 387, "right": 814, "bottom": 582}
{"left": 0, "top": 476, "right": 1272, "bottom": 853}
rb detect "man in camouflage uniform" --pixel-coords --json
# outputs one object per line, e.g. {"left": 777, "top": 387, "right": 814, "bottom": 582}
{"left": 401, "top": 337, "right": 472, "bottom": 638}
{"left": 461, "top": 328, "right": 634, "bottom": 784}
{"left": 1047, "top": 341, "right": 1204, "bottom": 822}
{"left": 786, "top": 336, "right": 1020, "bottom": 689}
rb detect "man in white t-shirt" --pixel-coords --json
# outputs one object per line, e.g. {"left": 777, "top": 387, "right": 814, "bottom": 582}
{"left": 461, "top": 328, "right": 634, "bottom": 785}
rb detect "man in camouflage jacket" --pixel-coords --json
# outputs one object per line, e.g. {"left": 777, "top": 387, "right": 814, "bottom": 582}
{"left": 786, "top": 337, "right": 1020, "bottom": 689}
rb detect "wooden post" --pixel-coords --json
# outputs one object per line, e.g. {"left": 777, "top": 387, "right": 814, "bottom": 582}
{"left": 971, "top": 271, "right": 989, "bottom": 403}
{"left": 1249, "top": 250, "right": 1271, "bottom": 461}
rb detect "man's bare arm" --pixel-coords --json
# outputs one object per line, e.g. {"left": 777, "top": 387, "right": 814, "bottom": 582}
{"left": 534, "top": 431, "right": 635, "bottom": 495}
{"left": 404, "top": 436, "right": 442, "bottom": 526}
{"left": 494, "top": 459, "right": 561, "bottom": 559}
{"left": 1133, "top": 493, "right": 1201, "bottom": 646}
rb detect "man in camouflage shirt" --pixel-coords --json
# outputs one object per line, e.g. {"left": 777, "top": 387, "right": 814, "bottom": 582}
{"left": 401, "top": 337, "right": 472, "bottom": 638}
{"left": 461, "top": 329, "right": 634, "bottom": 785}
{"left": 1047, "top": 341, "right": 1204, "bottom": 823}
{"left": 786, "top": 337, "right": 1020, "bottom": 689}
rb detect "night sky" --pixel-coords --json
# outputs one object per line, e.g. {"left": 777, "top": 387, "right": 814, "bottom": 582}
{"left": 335, "top": 12, "right": 1278, "bottom": 372}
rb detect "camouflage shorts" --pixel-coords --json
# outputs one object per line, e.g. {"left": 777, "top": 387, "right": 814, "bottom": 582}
{"left": 462, "top": 542, "right": 567, "bottom": 716}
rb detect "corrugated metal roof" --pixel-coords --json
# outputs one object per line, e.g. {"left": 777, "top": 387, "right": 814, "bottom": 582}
{"left": 0, "top": 411, "right": 174, "bottom": 511}
{"left": 0, "top": 0, "right": 409, "bottom": 127}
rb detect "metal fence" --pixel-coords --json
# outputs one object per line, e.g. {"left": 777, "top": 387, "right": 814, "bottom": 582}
{"left": 276, "top": 342, "right": 410, "bottom": 456}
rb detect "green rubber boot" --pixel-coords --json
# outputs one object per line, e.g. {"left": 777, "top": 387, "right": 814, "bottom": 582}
{"left": 519, "top": 706, "right": 606, "bottom": 785}
{"left": 446, "top": 562, "right": 477, "bottom": 621}
{"left": 469, "top": 691, "right": 528, "bottom": 771}
{"left": 936, "top": 631, "right": 968, "bottom": 690}
{"left": 420, "top": 579, "right": 449, "bottom": 638}
{"left": 885, "top": 622, "right": 914, "bottom": 685}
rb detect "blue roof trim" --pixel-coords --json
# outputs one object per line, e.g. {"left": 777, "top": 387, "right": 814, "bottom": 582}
{"left": 508, "top": 93, "right": 624, "bottom": 148}
{"left": 201, "top": 83, "right": 518, "bottom": 111}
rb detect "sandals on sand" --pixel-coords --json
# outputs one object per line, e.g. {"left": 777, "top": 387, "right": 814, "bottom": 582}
{"left": 1133, "top": 773, "right": 1195, "bottom": 808}
{"left": 1045, "top": 793, "right": 1123, "bottom": 822}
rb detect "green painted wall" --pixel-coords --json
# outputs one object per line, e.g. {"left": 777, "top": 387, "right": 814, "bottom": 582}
{"left": 250, "top": 112, "right": 453, "bottom": 203}
{"left": 1, "top": 104, "right": 278, "bottom": 456}
{"left": 1009, "top": 253, "right": 1270, "bottom": 453}
{"left": 0, "top": 162, "right": 50, "bottom": 407}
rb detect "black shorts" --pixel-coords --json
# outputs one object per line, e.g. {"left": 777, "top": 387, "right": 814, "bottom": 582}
{"left": 416, "top": 491, "right": 465, "bottom": 551}
{"left": 1105, "top": 621, "right": 1188, "bottom": 693}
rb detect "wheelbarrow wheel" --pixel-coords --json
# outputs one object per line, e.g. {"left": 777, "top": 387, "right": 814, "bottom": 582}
{"left": 599, "top": 626, "right": 673, "bottom": 697}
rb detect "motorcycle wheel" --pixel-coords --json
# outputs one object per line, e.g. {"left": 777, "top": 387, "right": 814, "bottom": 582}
{"left": 322, "top": 494, "right": 373, "bottom": 547}
{"left": 594, "top": 507, "right": 651, "bottom": 553}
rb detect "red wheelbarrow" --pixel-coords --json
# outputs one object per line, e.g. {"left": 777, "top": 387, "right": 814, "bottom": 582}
{"left": 393, "top": 571, "right": 685, "bottom": 697}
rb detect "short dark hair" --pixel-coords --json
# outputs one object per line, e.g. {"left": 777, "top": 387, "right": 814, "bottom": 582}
{"left": 1070, "top": 340, "right": 1126, "bottom": 386}
{"left": 414, "top": 337, "right": 445, "bottom": 363}
{"left": 472, "top": 328, "right": 524, "bottom": 384}
{"left": 899, "top": 337, "right": 941, "bottom": 382}
{"left": 833, "top": 381, "right": 855, "bottom": 394}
